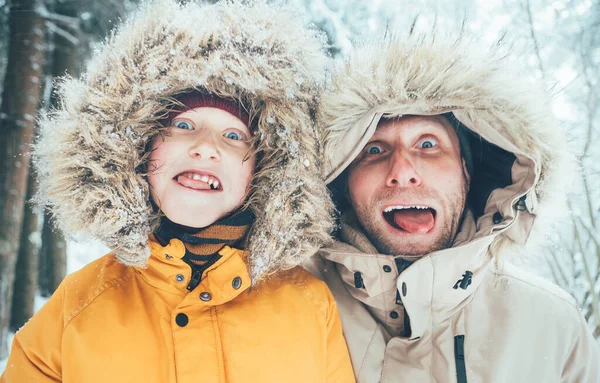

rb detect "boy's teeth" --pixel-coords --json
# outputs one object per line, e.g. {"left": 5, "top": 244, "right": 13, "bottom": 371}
{"left": 182, "top": 172, "right": 220, "bottom": 189}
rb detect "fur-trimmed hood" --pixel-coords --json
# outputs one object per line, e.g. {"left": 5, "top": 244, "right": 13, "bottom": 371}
{"left": 320, "top": 32, "right": 576, "bottom": 253}
{"left": 34, "top": 0, "right": 333, "bottom": 282}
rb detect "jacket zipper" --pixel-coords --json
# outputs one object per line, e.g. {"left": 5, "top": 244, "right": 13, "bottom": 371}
{"left": 454, "top": 335, "right": 467, "bottom": 383}
{"left": 187, "top": 268, "right": 202, "bottom": 291}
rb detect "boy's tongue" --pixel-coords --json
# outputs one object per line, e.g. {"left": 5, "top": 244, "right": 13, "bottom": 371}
{"left": 177, "top": 175, "right": 211, "bottom": 190}
{"left": 392, "top": 209, "right": 434, "bottom": 234}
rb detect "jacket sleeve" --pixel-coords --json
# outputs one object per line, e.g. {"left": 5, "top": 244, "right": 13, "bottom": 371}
{"left": 0, "top": 281, "right": 66, "bottom": 382}
{"left": 324, "top": 288, "right": 356, "bottom": 383}
{"left": 561, "top": 308, "right": 600, "bottom": 383}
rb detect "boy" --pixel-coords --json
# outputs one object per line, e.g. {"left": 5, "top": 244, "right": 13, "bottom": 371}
{"left": 1, "top": 1, "right": 354, "bottom": 382}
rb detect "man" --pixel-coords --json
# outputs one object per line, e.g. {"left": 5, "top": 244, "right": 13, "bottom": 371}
{"left": 306, "top": 33, "right": 600, "bottom": 382}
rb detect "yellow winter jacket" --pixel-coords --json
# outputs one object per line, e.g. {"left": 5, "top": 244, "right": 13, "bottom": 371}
{"left": 1, "top": 238, "right": 354, "bottom": 382}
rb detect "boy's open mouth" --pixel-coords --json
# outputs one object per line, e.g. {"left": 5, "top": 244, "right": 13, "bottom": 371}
{"left": 382, "top": 205, "right": 436, "bottom": 234}
{"left": 174, "top": 171, "right": 222, "bottom": 191}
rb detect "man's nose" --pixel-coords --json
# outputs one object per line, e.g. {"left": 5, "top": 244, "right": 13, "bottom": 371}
{"left": 189, "top": 131, "right": 220, "bottom": 161}
{"left": 385, "top": 152, "right": 422, "bottom": 187}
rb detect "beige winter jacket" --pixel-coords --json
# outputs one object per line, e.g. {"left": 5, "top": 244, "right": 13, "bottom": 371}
{"left": 306, "top": 33, "right": 600, "bottom": 382}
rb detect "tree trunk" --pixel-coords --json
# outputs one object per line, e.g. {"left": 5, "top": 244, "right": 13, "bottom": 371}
{"left": 10, "top": 169, "right": 41, "bottom": 332}
{"left": 0, "top": 0, "right": 46, "bottom": 359}
{"left": 39, "top": 213, "right": 67, "bottom": 297}
{"left": 38, "top": 0, "right": 80, "bottom": 298}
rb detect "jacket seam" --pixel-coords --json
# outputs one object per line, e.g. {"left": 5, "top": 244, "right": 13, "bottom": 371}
{"left": 360, "top": 329, "right": 382, "bottom": 379}
{"left": 287, "top": 275, "right": 329, "bottom": 320}
{"left": 135, "top": 269, "right": 187, "bottom": 296}
{"left": 562, "top": 310, "right": 583, "bottom": 378}
{"left": 63, "top": 270, "right": 134, "bottom": 327}
{"left": 494, "top": 269, "right": 578, "bottom": 309}
{"left": 210, "top": 306, "right": 224, "bottom": 383}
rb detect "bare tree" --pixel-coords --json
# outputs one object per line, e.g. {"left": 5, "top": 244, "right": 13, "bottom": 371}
{"left": 506, "top": 0, "right": 600, "bottom": 338}
{"left": 37, "top": 0, "right": 81, "bottom": 298}
{"left": 9, "top": 170, "right": 41, "bottom": 331}
{"left": 0, "top": 0, "right": 46, "bottom": 360}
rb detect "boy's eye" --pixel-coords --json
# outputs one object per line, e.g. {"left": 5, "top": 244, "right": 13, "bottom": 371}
{"left": 174, "top": 120, "right": 193, "bottom": 130}
{"left": 418, "top": 138, "right": 438, "bottom": 149}
{"left": 223, "top": 129, "right": 246, "bottom": 141}
{"left": 364, "top": 143, "right": 383, "bottom": 155}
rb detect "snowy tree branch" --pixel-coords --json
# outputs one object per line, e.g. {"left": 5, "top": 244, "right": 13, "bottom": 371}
{"left": 523, "top": 0, "right": 546, "bottom": 81}
{"left": 574, "top": 218, "right": 600, "bottom": 328}
{"left": 45, "top": 21, "right": 79, "bottom": 46}
{"left": 36, "top": 3, "right": 79, "bottom": 30}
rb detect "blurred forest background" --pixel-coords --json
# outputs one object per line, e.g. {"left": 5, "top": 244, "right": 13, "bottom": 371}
{"left": 0, "top": 0, "right": 598, "bottom": 363}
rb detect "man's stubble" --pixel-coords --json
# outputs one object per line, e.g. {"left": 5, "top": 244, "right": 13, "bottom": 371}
{"left": 350, "top": 177, "right": 469, "bottom": 259}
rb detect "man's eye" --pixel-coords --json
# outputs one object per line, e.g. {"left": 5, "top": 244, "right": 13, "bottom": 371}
{"left": 419, "top": 139, "right": 437, "bottom": 149}
{"left": 223, "top": 129, "right": 246, "bottom": 141}
{"left": 365, "top": 144, "right": 383, "bottom": 155}
{"left": 174, "top": 121, "right": 193, "bottom": 130}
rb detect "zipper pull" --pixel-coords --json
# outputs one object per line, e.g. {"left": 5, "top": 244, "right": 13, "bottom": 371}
{"left": 187, "top": 269, "right": 202, "bottom": 291}
{"left": 454, "top": 335, "right": 467, "bottom": 383}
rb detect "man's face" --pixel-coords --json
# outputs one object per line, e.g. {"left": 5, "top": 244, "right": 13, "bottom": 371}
{"left": 346, "top": 115, "right": 470, "bottom": 257}
{"left": 148, "top": 107, "right": 255, "bottom": 228}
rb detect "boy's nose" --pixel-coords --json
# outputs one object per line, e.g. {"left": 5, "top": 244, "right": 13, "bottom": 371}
{"left": 189, "top": 133, "right": 220, "bottom": 161}
{"left": 385, "top": 152, "right": 422, "bottom": 187}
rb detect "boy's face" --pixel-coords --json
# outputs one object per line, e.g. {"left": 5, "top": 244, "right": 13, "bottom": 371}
{"left": 148, "top": 107, "right": 255, "bottom": 228}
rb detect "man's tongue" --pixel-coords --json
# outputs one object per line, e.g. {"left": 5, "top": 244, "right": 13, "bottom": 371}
{"left": 177, "top": 175, "right": 211, "bottom": 190}
{"left": 392, "top": 209, "right": 434, "bottom": 234}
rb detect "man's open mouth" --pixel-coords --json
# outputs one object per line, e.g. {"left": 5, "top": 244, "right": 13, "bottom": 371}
{"left": 382, "top": 205, "right": 437, "bottom": 234}
{"left": 174, "top": 171, "right": 222, "bottom": 191}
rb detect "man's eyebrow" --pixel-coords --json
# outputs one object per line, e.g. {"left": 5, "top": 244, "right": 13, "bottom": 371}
{"left": 374, "top": 120, "right": 450, "bottom": 138}
{"left": 405, "top": 120, "right": 450, "bottom": 133}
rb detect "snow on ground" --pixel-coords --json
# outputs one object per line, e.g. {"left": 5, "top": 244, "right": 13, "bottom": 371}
{"left": 0, "top": 332, "right": 13, "bottom": 374}
{"left": 66, "top": 239, "right": 110, "bottom": 274}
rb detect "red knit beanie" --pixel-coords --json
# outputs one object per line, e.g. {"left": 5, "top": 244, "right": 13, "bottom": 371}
{"left": 162, "top": 91, "right": 251, "bottom": 127}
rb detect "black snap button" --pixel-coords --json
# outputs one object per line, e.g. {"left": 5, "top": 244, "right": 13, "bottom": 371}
{"left": 354, "top": 272, "right": 364, "bottom": 289}
{"left": 175, "top": 274, "right": 185, "bottom": 283}
{"left": 390, "top": 310, "right": 399, "bottom": 319}
{"left": 402, "top": 282, "right": 407, "bottom": 296}
{"left": 232, "top": 276, "right": 242, "bottom": 290}
{"left": 199, "top": 292, "right": 212, "bottom": 302}
{"left": 493, "top": 212, "right": 503, "bottom": 224}
{"left": 383, "top": 265, "right": 392, "bottom": 273}
{"left": 175, "top": 313, "right": 188, "bottom": 327}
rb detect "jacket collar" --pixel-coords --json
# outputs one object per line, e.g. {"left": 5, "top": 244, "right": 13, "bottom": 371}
{"left": 135, "top": 236, "right": 251, "bottom": 305}
{"left": 322, "top": 210, "right": 495, "bottom": 339}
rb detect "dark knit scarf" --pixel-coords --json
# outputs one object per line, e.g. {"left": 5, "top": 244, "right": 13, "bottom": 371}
{"left": 155, "top": 210, "right": 254, "bottom": 285}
